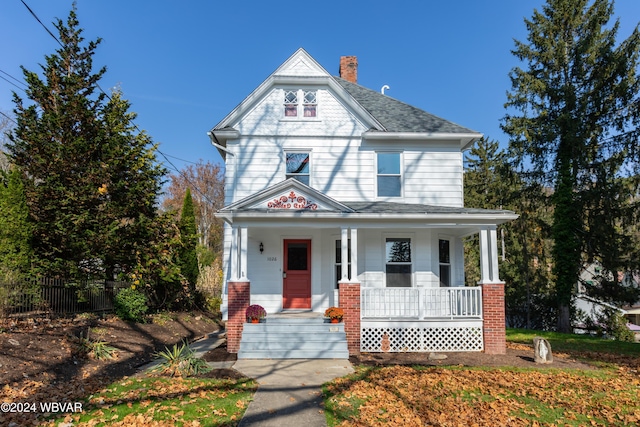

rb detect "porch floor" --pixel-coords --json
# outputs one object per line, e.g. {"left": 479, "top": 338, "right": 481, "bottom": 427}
{"left": 268, "top": 310, "right": 324, "bottom": 319}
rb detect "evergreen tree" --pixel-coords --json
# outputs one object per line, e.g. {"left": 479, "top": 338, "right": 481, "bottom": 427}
{"left": 502, "top": 0, "right": 640, "bottom": 332}
{"left": 463, "top": 138, "right": 508, "bottom": 287}
{"left": 0, "top": 168, "right": 33, "bottom": 281}
{"left": 178, "top": 188, "right": 199, "bottom": 289}
{"left": 7, "top": 8, "right": 165, "bottom": 279}
{"left": 463, "top": 138, "right": 555, "bottom": 329}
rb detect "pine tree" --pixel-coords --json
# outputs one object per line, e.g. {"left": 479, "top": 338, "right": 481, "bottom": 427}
{"left": 7, "top": 8, "right": 165, "bottom": 279}
{"left": 502, "top": 0, "right": 640, "bottom": 331}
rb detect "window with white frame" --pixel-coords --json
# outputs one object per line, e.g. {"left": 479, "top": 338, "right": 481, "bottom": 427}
{"left": 303, "top": 90, "right": 317, "bottom": 117}
{"left": 285, "top": 152, "right": 310, "bottom": 185}
{"left": 377, "top": 152, "right": 401, "bottom": 197}
{"left": 283, "top": 89, "right": 317, "bottom": 118}
{"left": 385, "top": 237, "right": 411, "bottom": 287}
{"left": 439, "top": 239, "right": 451, "bottom": 287}
{"left": 335, "top": 239, "right": 351, "bottom": 288}
{"left": 284, "top": 90, "right": 298, "bottom": 117}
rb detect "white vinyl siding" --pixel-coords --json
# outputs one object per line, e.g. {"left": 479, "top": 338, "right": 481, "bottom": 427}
{"left": 224, "top": 87, "right": 464, "bottom": 207}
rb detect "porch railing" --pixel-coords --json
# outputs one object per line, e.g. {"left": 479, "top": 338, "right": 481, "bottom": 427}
{"left": 361, "top": 286, "right": 482, "bottom": 319}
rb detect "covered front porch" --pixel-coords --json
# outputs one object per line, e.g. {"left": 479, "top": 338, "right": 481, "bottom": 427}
{"left": 218, "top": 179, "right": 517, "bottom": 356}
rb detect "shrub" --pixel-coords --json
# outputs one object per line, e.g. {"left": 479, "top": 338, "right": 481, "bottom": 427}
{"left": 595, "top": 307, "right": 635, "bottom": 342}
{"left": 114, "top": 287, "right": 148, "bottom": 322}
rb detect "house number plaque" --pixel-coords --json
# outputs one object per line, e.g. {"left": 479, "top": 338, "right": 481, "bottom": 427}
{"left": 267, "top": 257, "right": 277, "bottom": 262}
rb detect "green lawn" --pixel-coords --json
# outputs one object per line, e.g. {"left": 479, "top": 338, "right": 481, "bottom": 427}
{"left": 507, "top": 328, "right": 640, "bottom": 357}
{"left": 46, "top": 375, "right": 256, "bottom": 427}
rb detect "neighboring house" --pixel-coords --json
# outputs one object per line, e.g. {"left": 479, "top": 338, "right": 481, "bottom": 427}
{"left": 577, "top": 263, "right": 640, "bottom": 340}
{"left": 208, "top": 49, "right": 517, "bottom": 357}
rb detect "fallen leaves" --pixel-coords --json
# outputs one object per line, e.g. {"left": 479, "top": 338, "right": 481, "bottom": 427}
{"left": 325, "top": 365, "right": 640, "bottom": 426}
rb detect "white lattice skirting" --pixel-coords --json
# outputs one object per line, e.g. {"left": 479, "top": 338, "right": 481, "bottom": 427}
{"left": 361, "top": 320, "right": 484, "bottom": 352}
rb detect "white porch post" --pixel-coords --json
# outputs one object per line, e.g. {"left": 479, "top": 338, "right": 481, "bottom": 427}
{"left": 350, "top": 228, "right": 358, "bottom": 281}
{"left": 230, "top": 226, "right": 239, "bottom": 281}
{"left": 340, "top": 227, "right": 349, "bottom": 282}
{"left": 239, "top": 226, "right": 249, "bottom": 281}
{"left": 479, "top": 226, "right": 503, "bottom": 284}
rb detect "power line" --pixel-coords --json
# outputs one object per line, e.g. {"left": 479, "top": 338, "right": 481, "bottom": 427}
{"left": 0, "top": 69, "right": 27, "bottom": 89}
{"left": 0, "top": 110, "right": 18, "bottom": 125}
{"left": 20, "top": 0, "right": 63, "bottom": 48}
{"left": 0, "top": 74, "right": 26, "bottom": 92}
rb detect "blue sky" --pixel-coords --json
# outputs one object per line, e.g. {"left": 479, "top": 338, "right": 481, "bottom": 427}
{"left": 1, "top": 0, "right": 639, "bottom": 178}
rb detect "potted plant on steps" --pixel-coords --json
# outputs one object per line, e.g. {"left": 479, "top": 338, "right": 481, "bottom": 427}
{"left": 324, "top": 307, "right": 344, "bottom": 323}
{"left": 246, "top": 304, "right": 266, "bottom": 323}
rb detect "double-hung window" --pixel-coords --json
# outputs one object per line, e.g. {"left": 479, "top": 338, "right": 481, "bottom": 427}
{"left": 286, "top": 152, "right": 310, "bottom": 185}
{"left": 385, "top": 238, "right": 412, "bottom": 287}
{"left": 377, "top": 152, "right": 402, "bottom": 197}
{"left": 439, "top": 239, "right": 451, "bottom": 287}
{"left": 283, "top": 89, "right": 317, "bottom": 118}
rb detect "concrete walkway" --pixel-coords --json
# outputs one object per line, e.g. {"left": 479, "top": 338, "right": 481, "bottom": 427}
{"left": 234, "top": 359, "right": 354, "bottom": 427}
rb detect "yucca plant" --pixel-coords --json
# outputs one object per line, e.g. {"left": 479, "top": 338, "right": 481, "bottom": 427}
{"left": 90, "top": 340, "right": 118, "bottom": 360}
{"left": 70, "top": 331, "right": 118, "bottom": 360}
{"left": 151, "top": 341, "right": 211, "bottom": 377}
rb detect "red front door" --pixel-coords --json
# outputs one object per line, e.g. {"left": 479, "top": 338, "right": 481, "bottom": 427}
{"left": 283, "top": 239, "right": 311, "bottom": 309}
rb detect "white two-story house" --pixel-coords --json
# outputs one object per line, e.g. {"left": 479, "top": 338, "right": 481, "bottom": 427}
{"left": 208, "top": 49, "right": 517, "bottom": 357}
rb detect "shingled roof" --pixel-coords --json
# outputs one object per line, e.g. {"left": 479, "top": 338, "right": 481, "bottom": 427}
{"left": 334, "top": 77, "right": 477, "bottom": 134}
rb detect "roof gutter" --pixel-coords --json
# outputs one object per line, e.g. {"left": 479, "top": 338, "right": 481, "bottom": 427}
{"left": 207, "top": 131, "right": 237, "bottom": 159}
{"left": 363, "top": 131, "right": 482, "bottom": 150}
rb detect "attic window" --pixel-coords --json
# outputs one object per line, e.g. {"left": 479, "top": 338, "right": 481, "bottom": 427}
{"left": 303, "top": 90, "right": 317, "bottom": 117}
{"left": 284, "top": 89, "right": 317, "bottom": 118}
{"left": 284, "top": 90, "right": 298, "bottom": 117}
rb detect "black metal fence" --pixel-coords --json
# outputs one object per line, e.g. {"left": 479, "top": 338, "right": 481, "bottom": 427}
{"left": 0, "top": 278, "right": 130, "bottom": 318}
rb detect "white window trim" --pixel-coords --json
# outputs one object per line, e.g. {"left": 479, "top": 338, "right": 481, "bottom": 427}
{"left": 333, "top": 235, "right": 351, "bottom": 288}
{"left": 438, "top": 235, "right": 453, "bottom": 287}
{"left": 284, "top": 150, "right": 312, "bottom": 186}
{"left": 383, "top": 233, "right": 414, "bottom": 288}
{"left": 375, "top": 151, "right": 403, "bottom": 198}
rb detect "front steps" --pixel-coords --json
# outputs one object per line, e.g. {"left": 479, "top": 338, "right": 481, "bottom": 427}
{"left": 238, "top": 314, "right": 349, "bottom": 359}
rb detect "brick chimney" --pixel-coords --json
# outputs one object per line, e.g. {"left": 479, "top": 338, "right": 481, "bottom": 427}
{"left": 339, "top": 56, "right": 358, "bottom": 84}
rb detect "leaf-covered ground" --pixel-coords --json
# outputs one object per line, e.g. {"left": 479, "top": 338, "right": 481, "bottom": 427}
{"left": 0, "top": 312, "right": 223, "bottom": 426}
{"left": 324, "top": 364, "right": 640, "bottom": 426}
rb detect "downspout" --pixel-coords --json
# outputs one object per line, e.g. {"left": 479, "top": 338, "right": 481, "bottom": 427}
{"left": 207, "top": 129, "right": 237, "bottom": 204}
{"left": 207, "top": 131, "right": 236, "bottom": 322}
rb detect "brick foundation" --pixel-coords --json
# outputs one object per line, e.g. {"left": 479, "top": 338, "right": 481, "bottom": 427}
{"left": 339, "top": 282, "right": 361, "bottom": 356}
{"left": 227, "top": 281, "right": 250, "bottom": 354}
{"left": 482, "top": 282, "right": 506, "bottom": 354}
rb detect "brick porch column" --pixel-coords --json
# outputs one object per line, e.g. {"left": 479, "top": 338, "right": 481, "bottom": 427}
{"left": 227, "top": 281, "right": 250, "bottom": 354}
{"left": 339, "top": 282, "right": 360, "bottom": 356}
{"left": 482, "top": 282, "right": 506, "bottom": 354}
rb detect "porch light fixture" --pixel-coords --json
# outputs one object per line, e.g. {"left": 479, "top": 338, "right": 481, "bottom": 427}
{"left": 259, "top": 242, "right": 264, "bottom": 254}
